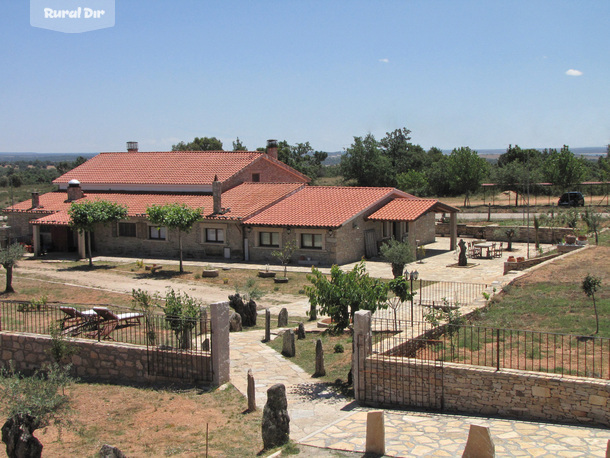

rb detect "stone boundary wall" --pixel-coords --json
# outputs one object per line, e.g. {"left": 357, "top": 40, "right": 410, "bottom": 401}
{"left": 361, "top": 357, "right": 609, "bottom": 428}
{"left": 436, "top": 223, "right": 573, "bottom": 244}
{"left": 0, "top": 332, "right": 212, "bottom": 385}
{"left": 503, "top": 253, "right": 560, "bottom": 274}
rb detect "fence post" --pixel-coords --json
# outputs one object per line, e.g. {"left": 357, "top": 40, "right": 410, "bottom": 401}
{"left": 496, "top": 329, "right": 500, "bottom": 371}
{"left": 353, "top": 310, "right": 371, "bottom": 402}
{"left": 211, "top": 301, "right": 230, "bottom": 386}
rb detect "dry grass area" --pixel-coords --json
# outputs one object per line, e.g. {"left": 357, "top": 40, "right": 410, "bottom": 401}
{"left": 8, "top": 383, "right": 263, "bottom": 457}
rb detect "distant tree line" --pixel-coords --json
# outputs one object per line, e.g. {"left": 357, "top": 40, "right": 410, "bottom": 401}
{"left": 0, "top": 157, "right": 85, "bottom": 188}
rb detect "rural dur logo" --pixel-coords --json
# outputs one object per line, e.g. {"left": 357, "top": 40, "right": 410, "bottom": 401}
{"left": 30, "top": 0, "right": 115, "bottom": 33}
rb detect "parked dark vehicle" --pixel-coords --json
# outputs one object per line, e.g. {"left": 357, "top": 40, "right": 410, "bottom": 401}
{"left": 558, "top": 191, "right": 585, "bottom": 207}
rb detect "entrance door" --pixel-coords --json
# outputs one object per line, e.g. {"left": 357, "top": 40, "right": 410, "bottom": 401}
{"left": 364, "top": 230, "right": 377, "bottom": 258}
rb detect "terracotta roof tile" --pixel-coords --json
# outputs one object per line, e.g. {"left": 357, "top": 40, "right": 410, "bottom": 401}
{"left": 368, "top": 198, "right": 459, "bottom": 221}
{"left": 53, "top": 151, "right": 265, "bottom": 186}
{"left": 6, "top": 183, "right": 303, "bottom": 226}
{"left": 243, "top": 187, "right": 409, "bottom": 228}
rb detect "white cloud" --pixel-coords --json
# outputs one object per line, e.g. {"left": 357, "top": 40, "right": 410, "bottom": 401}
{"left": 379, "top": 58, "right": 389, "bottom": 63}
{"left": 565, "top": 69, "right": 583, "bottom": 76}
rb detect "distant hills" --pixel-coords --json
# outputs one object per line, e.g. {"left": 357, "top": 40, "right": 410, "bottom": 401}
{"left": 0, "top": 152, "right": 97, "bottom": 162}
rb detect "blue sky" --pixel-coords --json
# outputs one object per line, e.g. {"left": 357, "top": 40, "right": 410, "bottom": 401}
{"left": 1, "top": 1, "right": 609, "bottom": 153}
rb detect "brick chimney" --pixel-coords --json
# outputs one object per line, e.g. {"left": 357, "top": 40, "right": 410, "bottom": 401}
{"left": 266, "top": 139, "right": 278, "bottom": 160}
{"left": 67, "top": 179, "right": 84, "bottom": 202}
{"left": 31, "top": 192, "right": 40, "bottom": 209}
{"left": 212, "top": 175, "right": 222, "bottom": 214}
{"left": 127, "top": 141, "right": 138, "bottom": 152}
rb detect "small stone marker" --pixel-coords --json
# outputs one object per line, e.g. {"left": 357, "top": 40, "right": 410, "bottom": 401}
{"left": 263, "top": 308, "right": 271, "bottom": 343}
{"left": 462, "top": 424, "right": 495, "bottom": 458}
{"left": 99, "top": 444, "right": 126, "bottom": 458}
{"left": 365, "top": 410, "right": 385, "bottom": 455}
{"left": 314, "top": 338, "right": 326, "bottom": 377}
{"left": 297, "top": 322, "right": 306, "bottom": 340}
{"left": 282, "top": 329, "right": 296, "bottom": 357}
{"left": 247, "top": 369, "right": 256, "bottom": 412}
{"left": 606, "top": 439, "right": 609, "bottom": 458}
{"left": 262, "top": 383, "right": 290, "bottom": 450}
{"left": 229, "top": 311, "right": 242, "bottom": 332}
{"left": 202, "top": 337, "right": 210, "bottom": 351}
{"left": 278, "top": 307, "right": 288, "bottom": 327}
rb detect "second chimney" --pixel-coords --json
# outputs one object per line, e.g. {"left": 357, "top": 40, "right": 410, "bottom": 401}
{"left": 31, "top": 192, "right": 40, "bottom": 209}
{"left": 67, "top": 179, "right": 84, "bottom": 202}
{"left": 266, "top": 139, "right": 278, "bottom": 160}
{"left": 212, "top": 175, "right": 222, "bottom": 214}
{"left": 127, "top": 141, "right": 139, "bottom": 152}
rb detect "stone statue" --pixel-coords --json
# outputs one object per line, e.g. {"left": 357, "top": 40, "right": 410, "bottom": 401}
{"left": 458, "top": 239, "right": 467, "bottom": 266}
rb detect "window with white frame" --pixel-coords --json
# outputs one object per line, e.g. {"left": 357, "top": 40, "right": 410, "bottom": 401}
{"left": 205, "top": 228, "right": 225, "bottom": 243}
{"left": 149, "top": 226, "right": 167, "bottom": 240}
{"left": 301, "top": 233, "right": 323, "bottom": 249}
{"left": 259, "top": 231, "right": 280, "bottom": 247}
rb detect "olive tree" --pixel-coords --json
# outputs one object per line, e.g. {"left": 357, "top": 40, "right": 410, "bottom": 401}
{"left": 163, "top": 288, "right": 201, "bottom": 349}
{"left": 582, "top": 274, "right": 602, "bottom": 335}
{"left": 146, "top": 203, "right": 203, "bottom": 273}
{"left": 380, "top": 238, "right": 415, "bottom": 278}
{"left": 68, "top": 200, "right": 128, "bottom": 267}
{"left": 0, "top": 244, "right": 25, "bottom": 294}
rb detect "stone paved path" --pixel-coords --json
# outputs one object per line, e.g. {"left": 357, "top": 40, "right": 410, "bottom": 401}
{"left": 230, "top": 326, "right": 610, "bottom": 457}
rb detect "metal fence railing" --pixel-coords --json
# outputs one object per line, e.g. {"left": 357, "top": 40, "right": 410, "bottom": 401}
{"left": 372, "top": 317, "right": 610, "bottom": 380}
{"left": 0, "top": 300, "right": 211, "bottom": 353}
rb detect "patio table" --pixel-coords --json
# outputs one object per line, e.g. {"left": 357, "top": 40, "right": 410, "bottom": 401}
{"left": 474, "top": 242, "right": 493, "bottom": 259}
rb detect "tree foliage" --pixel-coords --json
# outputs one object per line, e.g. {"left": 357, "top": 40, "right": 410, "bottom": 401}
{"left": 543, "top": 145, "right": 586, "bottom": 191}
{"left": 276, "top": 141, "right": 328, "bottom": 182}
{"left": 446, "top": 147, "right": 489, "bottom": 206}
{"left": 172, "top": 136, "right": 223, "bottom": 151}
{"left": 305, "top": 261, "right": 388, "bottom": 332}
{"left": 163, "top": 288, "right": 202, "bottom": 349}
{"left": 341, "top": 134, "right": 393, "bottom": 187}
{"left": 68, "top": 200, "right": 128, "bottom": 267}
{"left": 0, "top": 243, "right": 25, "bottom": 293}
{"left": 379, "top": 238, "right": 415, "bottom": 278}
{"left": 271, "top": 240, "right": 297, "bottom": 279}
{"left": 232, "top": 137, "right": 247, "bottom": 151}
{"left": 146, "top": 203, "right": 202, "bottom": 273}
{"left": 582, "top": 274, "right": 602, "bottom": 335}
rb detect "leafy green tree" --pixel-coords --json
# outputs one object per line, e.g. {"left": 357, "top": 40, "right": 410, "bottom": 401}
{"left": 387, "top": 276, "right": 415, "bottom": 331}
{"left": 497, "top": 144, "right": 542, "bottom": 168}
{"left": 271, "top": 240, "right": 297, "bottom": 280}
{"left": 305, "top": 261, "right": 388, "bottom": 332}
{"left": 447, "top": 147, "right": 489, "bottom": 206}
{"left": 379, "top": 238, "right": 415, "bottom": 278}
{"left": 0, "top": 243, "right": 25, "bottom": 293}
{"left": 341, "top": 134, "right": 393, "bottom": 186}
{"left": 56, "top": 156, "right": 86, "bottom": 175}
{"left": 276, "top": 141, "right": 328, "bottom": 182}
{"left": 172, "top": 136, "right": 223, "bottom": 151}
{"left": 582, "top": 274, "right": 602, "bottom": 334}
{"left": 396, "top": 170, "right": 429, "bottom": 196}
{"left": 379, "top": 127, "right": 424, "bottom": 173}
{"left": 426, "top": 156, "right": 453, "bottom": 196}
{"left": 543, "top": 145, "right": 586, "bottom": 191}
{"left": 232, "top": 137, "right": 247, "bottom": 151}
{"left": 68, "top": 200, "right": 128, "bottom": 267}
{"left": 163, "top": 288, "right": 201, "bottom": 349}
{"left": 581, "top": 209, "right": 606, "bottom": 245}
{"left": 146, "top": 203, "right": 203, "bottom": 273}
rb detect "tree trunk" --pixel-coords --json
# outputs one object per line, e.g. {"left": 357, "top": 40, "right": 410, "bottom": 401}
{"left": 178, "top": 231, "right": 183, "bottom": 273}
{"left": 4, "top": 266, "right": 14, "bottom": 293}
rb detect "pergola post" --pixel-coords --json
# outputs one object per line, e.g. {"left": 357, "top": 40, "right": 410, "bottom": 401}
{"left": 77, "top": 231, "right": 87, "bottom": 259}
{"left": 32, "top": 224, "right": 41, "bottom": 258}
{"left": 449, "top": 212, "right": 458, "bottom": 251}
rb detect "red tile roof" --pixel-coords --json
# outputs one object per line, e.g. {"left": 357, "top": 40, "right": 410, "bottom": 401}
{"left": 54, "top": 151, "right": 265, "bottom": 186}
{"left": 243, "top": 187, "right": 410, "bottom": 228}
{"left": 368, "top": 198, "right": 459, "bottom": 221}
{"left": 5, "top": 183, "right": 304, "bottom": 226}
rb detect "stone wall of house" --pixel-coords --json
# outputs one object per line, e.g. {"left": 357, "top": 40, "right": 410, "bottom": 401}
{"left": 0, "top": 332, "right": 211, "bottom": 384}
{"left": 436, "top": 223, "right": 573, "bottom": 244}
{"left": 5, "top": 213, "right": 43, "bottom": 242}
{"left": 410, "top": 212, "right": 436, "bottom": 245}
{"left": 359, "top": 357, "right": 609, "bottom": 428}
{"left": 93, "top": 218, "right": 244, "bottom": 261}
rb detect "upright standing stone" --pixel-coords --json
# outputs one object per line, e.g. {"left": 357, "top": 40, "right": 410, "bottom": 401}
{"left": 314, "top": 338, "right": 326, "bottom": 377}
{"left": 297, "top": 322, "right": 306, "bottom": 340}
{"left": 282, "top": 329, "right": 296, "bottom": 357}
{"left": 247, "top": 369, "right": 256, "bottom": 412}
{"left": 365, "top": 411, "right": 385, "bottom": 455}
{"left": 263, "top": 308, "right": 271, "bottom": 343}
{"left": 99, "top": 444, "right": 126, "bottom": 458}
{"left": 262, "top": 384, "right": 290, "bottom": 450}
{"left": 229, "top": 311, "right": 242, "bottom": 332}
{"left": 278, "top": 307, "right": 288, "bottom": 327}
{"left": 211, "top": 301, "right": 230, "bottom": 386}
{"left": 462, "top": 424, "right": 495, "bottom": 458}
{"left": 1, "top": 414, "right": 43, "bottom": 458}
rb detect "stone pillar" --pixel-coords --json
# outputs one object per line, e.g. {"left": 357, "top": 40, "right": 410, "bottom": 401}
{"left": 262, "top": 383, "right": 290, "bottom": 449}
{"left": 462, "top": 424, "right": 495, "bottom": 458}
{"left": 314, "top": 339, "right": 325, "bottom": 377}
{"left": 450, "top": 212, "right": 458, "bottom": 251}
{"left": 297, "top": 322, "right": 306, "bottom": 340}
{"left": 211, "top": 301, "right": 230, "bottom": 386}
{"left": 77, "top": 231, "right": 87, "bottom": 260}
{"left": 365, "top": 411, "right": 385, "bottom": 455}
{"left": 247, "top": 369, "right": 256, "bottom": 412}
{"left": 263, "top": 308, "right": 271, "bottom": 343}
{"left": 278, "top": 307, "right": 288, "bottom": 327}
{"left": 353, "top": 310, "right": 372, "bottom": 402}
{"left": 282, "top": 330, "right": 295, "bottom": 357}
{"left": 32, "top": 224, "right": 41, "bottom": 257}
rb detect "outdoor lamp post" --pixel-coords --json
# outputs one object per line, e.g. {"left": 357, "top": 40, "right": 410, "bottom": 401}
{"left": 409, "top": 270, "right": 419, "bottom": 321}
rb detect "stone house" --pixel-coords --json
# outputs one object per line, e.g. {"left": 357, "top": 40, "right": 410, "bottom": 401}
{"left": 4, "top": 142, "right": 458, "bottom": 266}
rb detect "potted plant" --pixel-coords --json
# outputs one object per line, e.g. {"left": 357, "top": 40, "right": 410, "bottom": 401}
{"left": 565, "top": 234, "right": 577, "bottom": 245}
{"left": 516, "top": 256, "right": 525, "bottom": 262}
{"left": 507, "top": 256, "right": 516, "bottom": 262}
